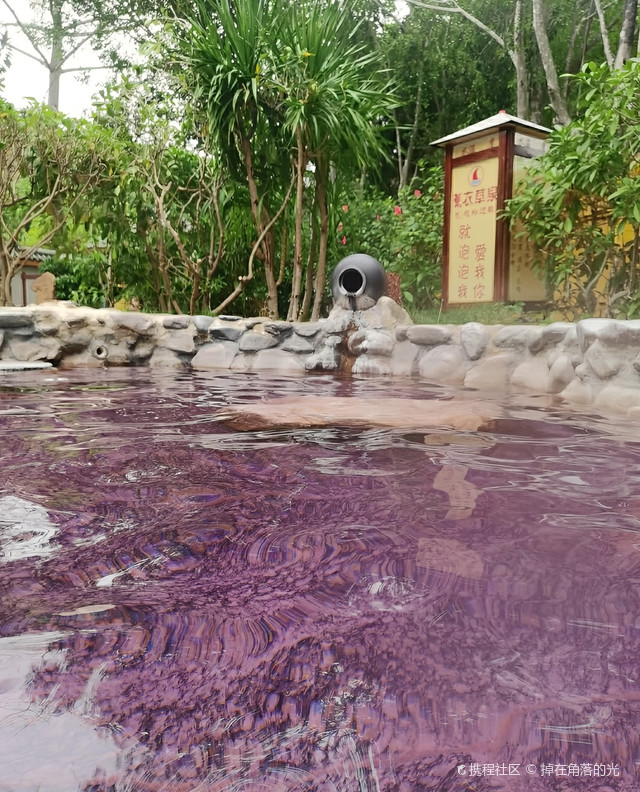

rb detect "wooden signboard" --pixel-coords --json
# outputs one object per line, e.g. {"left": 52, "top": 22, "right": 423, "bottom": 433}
{"left": 432, "top": 113, "right": 550, "bottom": 307}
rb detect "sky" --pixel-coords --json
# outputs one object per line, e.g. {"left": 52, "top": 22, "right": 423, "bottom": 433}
{"left": 0, "top": 0, "right": 118, "bottom": 118}
{"left": 1, "top": 0, "right": 410, "bottom": 119}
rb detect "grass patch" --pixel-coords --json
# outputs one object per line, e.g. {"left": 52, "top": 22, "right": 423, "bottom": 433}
{"left": 408, "top": 302, "right": 530, "bottom": 325}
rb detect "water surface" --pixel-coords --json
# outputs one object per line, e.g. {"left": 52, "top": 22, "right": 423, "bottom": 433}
{"left": 1, "top": 368, "right": 639, "bottom": 791}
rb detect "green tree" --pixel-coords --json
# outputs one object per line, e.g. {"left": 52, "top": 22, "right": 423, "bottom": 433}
{"left": 173, "top": 0, "right": 396, "bottom": 319}
{"left": 0, "top": 0, "right": 160, "bottom": 110}
{"left": 91, "top": 77, "right": 253, "bottom": 315}
{"left": 0, "top": 99, "right": 112, "bottom": 306}
{"left": 504, "top": 61, "right": 640, "bottom": 317}
{"left": 401, "top": 0, "right": 638, "bottom": 126}
{"left": 274, "top": 0, "right": 397, "bottom": 320}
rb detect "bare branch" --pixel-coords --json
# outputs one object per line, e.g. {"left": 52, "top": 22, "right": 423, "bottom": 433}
{"left": 2, "top": 40, "right": 46, "bottom": 65}
{"left": 0, "top": 0, "right": 50, "bottom": 65}
{"left": 404, "top": 0, "right": 508, "bottom": 51}
{"left": 593, "top": 0, "right": 614, "bottom": 66}
{"left": 59, "top": 64, "right": 112, "bottom": 74}
{"left": 213, "top": 167, "right": 295, "bottom": 315}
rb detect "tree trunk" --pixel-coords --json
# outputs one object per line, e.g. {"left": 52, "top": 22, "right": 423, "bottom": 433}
{"left": 287, "top": 128, "right": 306, "bottom": 321}
{"left": 299, "top": 183, "right": 320, "bottom": 321}
{"left": 399, "top": 36, "right": 428, "bottom": 188}
{"left": 311, "top": 159, "right": 329, "bottom": 321}
{"left": 262, "top": 230, "right": 279, "bottom": 318}
{"left": 0, "top": 246, "right": 13, "bottom": 307}
{"left": 532, "top": 0, "right": 571, "bottom": 125}
{"left": 614, "top": 0, "right": 638, "bottom": 67}
{"left": 240, "top": 132, "right": 279, "bottom": 318}
{"left": 513, "top": 0, "right": 530, "bottom": 118}
{"left": 48, "top": 1, "right": 64, "bottom": 110}
{"left": 593, "top": 0, "right": 615, "bottom": 66}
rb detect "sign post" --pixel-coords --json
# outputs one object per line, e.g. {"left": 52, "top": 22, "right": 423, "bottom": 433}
{"left": 431, "top": 111, "right": 550, "bottom": 308}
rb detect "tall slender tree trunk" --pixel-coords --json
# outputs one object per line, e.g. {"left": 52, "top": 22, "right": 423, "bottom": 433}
{"left": 287, "top": 128, "right": 306, "bottom": 321}
{"left": 240, "top": 131, "right": 279, "bottom": 317}
{"left": 311, "top": 159, "right": 329, "bottom": 322}
{"left": 48, "top": 0, "right": 64, "bottom": 110}
{"left": 0, "top": 244, "right": 15, "bottom": 306}
{"left": 300, "top": 176, "right": 321, "bottom": 321}
{"left": 614, "top": 0, "right": 638, "bottom": 67}
{"left": 513, "top": 0, "right": 530, "bottom": 118}
{"left": 399, "top": 36, "right": 428, "bottom": 188}
{"left": 532, "top": 0, "right": 571, "bottom": 125}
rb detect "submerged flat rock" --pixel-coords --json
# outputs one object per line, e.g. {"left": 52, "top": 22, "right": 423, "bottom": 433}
{"left": 219, "top": 396, "right": 499, "bottom": 432}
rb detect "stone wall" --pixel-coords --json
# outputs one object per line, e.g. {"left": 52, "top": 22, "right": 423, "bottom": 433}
{"left": 2, "top": 300, "right": 640, "bottom": 415}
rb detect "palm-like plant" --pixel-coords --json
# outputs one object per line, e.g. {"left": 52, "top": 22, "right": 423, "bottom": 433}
{"left": 275, "top": 1, "right": 397, "bottom": 319}
{"left": 175, "top": 0, "right": 396, "bottom": 318}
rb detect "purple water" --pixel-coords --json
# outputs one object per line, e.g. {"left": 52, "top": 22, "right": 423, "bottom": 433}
{"left": 1, "top": 368, "right": 639, "bottom": 792}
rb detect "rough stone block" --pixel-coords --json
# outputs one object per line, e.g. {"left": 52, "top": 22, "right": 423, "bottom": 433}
{"left": 575, "top": 318, "right": 618, "bottom": 352}
{"left": 406, "top": 325, "right": 452, "bottom": 346}
{"left": 460, "top": 322, "right": 490, "bottom": 360}
{"left": 229, "top": 352, "right": 253, "bottom": 371}
{"left": 7, "top": 337, "right": 60, "bottom": 362}
{"left": 389, "top": 339, "right": 418, "bottom": 376}
{"left": 594, "top": 385, "right": 640, "bottom": 413}
{"left": 160, "top": 329, "right": 196, "bottom": 354}
{"left": 191, "top": 341, "right": 237, "bottom": 370}
{"left": 492, "top": 325, "right": 542, "bottom": 349}
{"left": 292, "top": 322, "right": 322, "bottom": 337}
{"left": 251, "top": 348, "right": 306, "bottom": 373}
{"left": 347, "top": 329, "right": 394, "bottom": 357}
{"left": 352, "top": 355, "right": 392, "bottom": 376}
{"left": 463, "top": 353, "right": 514, "bottom": 391}
{"left": 323, "top": 308, "right": 353, "bottom": 335}
{"left": 148, "top": 348, "right": 187, "bottom": 368}
{"left": 417, "top": 345, "right": 470, "bottom": 385}
{"left": 58, "top": 351, "right": 105, "bottom": 368}
{"left": 0, "top": 311, "right": 33, "bottom": 328}
{"left": 193, "top": 315, "right": 214, "bottom": 333}
{"left": 112, "top": 311, "right": 157, "bottom": 336}
{"left": 59, "top": 330, "right": 93, "bottom": 355}
{"left": 162, "top": 315, "right": 191, "bottom": 330}
{"left": 529, "top": 322, "right": 572, "bottom": 353}
{"left": 510, "top": 358, "right": 550, "bottom": 392}
{"left": 263, "top": 321, "right": 293, "bottom": 337}
{"left": 209, "top": 325, "right": 244, "bottom": 342}
{"left": 280, "top": 334, "right": 316, "bottom": 354}
{"left": 584, "top": 339, "right": 624, "bottom": 379}
{"left": 560, "top": 379, "right": 594, "bottom": 404}
{"left": 31, "top": 272, "right": 56, "bottom": 303}
{"left": 357, "top": 296, "right": 412, "bottom": 330}
{"left": 305, "top": 346, "right": 339, "bottom": 371}
{"left": 547, "top": 354, "right": 575, "bottom": 393}
{"left": 238, "top": 331, "right": 280, "bottom": 352}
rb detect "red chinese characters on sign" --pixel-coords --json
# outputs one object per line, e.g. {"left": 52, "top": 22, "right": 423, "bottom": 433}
{"left": 448, "top": 158, "right": 499, "bottom": 303}
{"left": 453, "top": 186, "right": 497, "bottom": 208}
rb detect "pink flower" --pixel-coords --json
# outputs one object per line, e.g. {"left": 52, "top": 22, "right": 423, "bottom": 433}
{"left": 375, "top": 214, "right": 381, "bottom": 220}
{"left": 341, "top": 236, "right": 347, "bottom": 245}
{"left": 414, "top": 189, "right": 421, "bottom": 197}
{"left": 337, "top": 221, "right": 343, "bottom": 232}
{"left": 342, "top": 204, "right": 349, "bottom": 213}
{"left": 394, "top": 205, "right": 402, "bottom": 215}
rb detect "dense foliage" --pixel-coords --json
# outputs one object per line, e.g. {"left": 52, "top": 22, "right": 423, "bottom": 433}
{"left": 0, "top": 0, "right": 638, "bottom": 317}
{"left": 505, "top": 60, "right": 640, "bottom": 318}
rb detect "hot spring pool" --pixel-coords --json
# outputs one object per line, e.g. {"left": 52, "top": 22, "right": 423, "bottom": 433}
{"left": 0, "top": 368, "right": 639, "bottom": 792}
